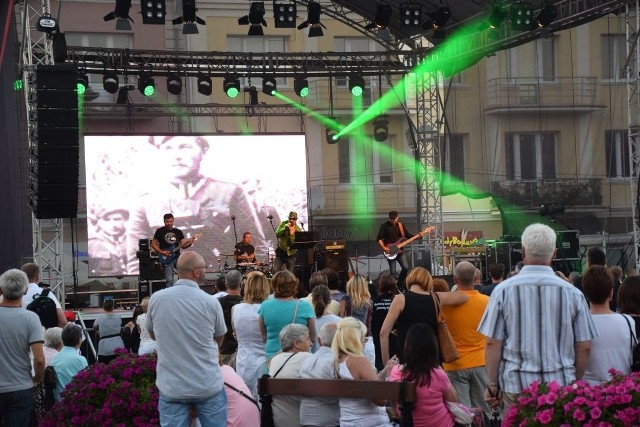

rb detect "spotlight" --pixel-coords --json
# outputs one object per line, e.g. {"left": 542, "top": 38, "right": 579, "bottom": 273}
{"left": 172, "top": 0, "right": 205, "bottom": 34}
{"left": 138, "top": 73, "right": 155, "bottom": 96}
{"left": 166, "top": 73, "right": 182, "bottom": 95}
{"left": 536, "top": 1, "right": 558, "bottom": 28}
{"left": 224, "top": 75, "right": 240, "bottom": 98}
{"left": 104, "top": 0, "right": 134, "bottom": 31}
{"left": 326, "top": 122, "right": 340, "bottom": 144}
{"left": 373, "top": 115, "right": 389, "bottom": 142}
{"left": 103, "top": 73, "right": 119, "bottom": 94}
{"left": 487, "top": 5, "right": 506, "bottom": 29}
{"left": 238, "top": 2, "right": 267, "bottom": 36}
{"left": 245, "top": 86, "right": 259, "bottom": 105}
{"left": 262, "top": 76, "right": 277, "bottom": 96}
{"left": 298, "top": 1, "right": 326, "bottom": 37}
{"left": 349, "top": 74, "right": 365, "bottom": 97}
{"left": 197, "top": 74, "right": 212, "bottom": 96}
{"left": 511, "top": 2, "right": 535, "bottom": 31}
{"left": 365, "top": 3, "right": 392, "bottom": 30}
{"left": 432, "top": 5, "right": 451, "bottom": 28}
{"left": 294, "top": 76, "right": 309, "bottom": 98}
{"left": 77, "top": 74, "right": 88, "bottom": 95}
{"left": 141, "top": 0, "right": 166, "bottom": 25}
{"left": 274, "top": 1, "right": 296, "bottom": 28}
{"left": 399, "top": 3, "right": 422, "bottom": 28}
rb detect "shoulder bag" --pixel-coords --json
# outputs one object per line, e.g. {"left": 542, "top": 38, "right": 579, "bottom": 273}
{"left": 431, "top": 292, "right": 460, "bottom": 363}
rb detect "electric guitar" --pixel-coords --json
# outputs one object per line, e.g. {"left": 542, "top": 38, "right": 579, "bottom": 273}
{"left": 383, "top": 226, "right": 435, "bottom": 260}
{"left": 158, "top": 233, "right": 203, "bottom": 266}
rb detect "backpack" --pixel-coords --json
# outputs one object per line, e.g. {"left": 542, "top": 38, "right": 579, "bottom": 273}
{"left": 27, "top": 289, "right": 58, "bottom": 328}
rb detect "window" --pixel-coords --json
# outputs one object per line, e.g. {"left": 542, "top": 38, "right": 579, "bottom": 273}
{"left": 227, "top": 36, "right": 288, "bottom": 86}
{"left": 505, "top": 132, "right": 556, "bottom": 180}
{"left": 606, "top": 130, "right": 631, "bottom": 178}
{"left": 375, "top": 136, "right": 394, "bottom": 183}
{"left": 440, "top": 134, "right": 465, "bottom": 181}
{"left": 338, "top": 138, "right": 351, "bottom": 184}
{"left": 601, "top": 34, "right": 626, "bottom": 80}
{"left": 334, "top": 37, "right": 386, "bottom": 104}
{"left": 537, "top": 37, "right": 555, "bottom": 81}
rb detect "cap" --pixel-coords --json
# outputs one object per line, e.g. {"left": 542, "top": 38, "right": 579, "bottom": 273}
{"left": 288, "top": 211, "right": 298, "bottom": 219}
{"left": 64, "top": 311, "right": 76, "bottom": 322}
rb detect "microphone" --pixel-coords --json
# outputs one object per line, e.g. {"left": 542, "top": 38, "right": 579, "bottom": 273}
{"left": 231, "top": 215, "right": 236, "bottom": 221}
{"left": 267, "top": 214, "right": 273, "bottom": 220}
{"left": 300, "top": 222, "right": 305, "bottom": 230}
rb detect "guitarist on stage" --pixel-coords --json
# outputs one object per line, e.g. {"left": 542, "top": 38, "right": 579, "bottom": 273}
{"left": 377, "top": 210, "right": 425, "bottom": 291}
{"left": 151, "top": 213, "right": 195, "bottom": 286}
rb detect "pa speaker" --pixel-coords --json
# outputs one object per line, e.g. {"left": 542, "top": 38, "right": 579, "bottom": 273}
{"left": 139, "top": 257, "right": 164, "bottom": 281}
{"left": 324, "top": 249, "right": 349, "bottom": 273}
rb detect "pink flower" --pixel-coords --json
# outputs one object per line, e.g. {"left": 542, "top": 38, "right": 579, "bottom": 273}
{"left": 573, "top": 409, "right": 586, "bottom": 421}
{"left": 589, "top": 407, "right": 602, "bottom": 419}
{"left": 536, "top": 408, "right": 554, "bottom": 424}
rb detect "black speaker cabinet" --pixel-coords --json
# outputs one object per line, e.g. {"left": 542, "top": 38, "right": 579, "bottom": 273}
{"left": 138, "top": 257, "right": 164, "bottom": 281}
{"left": 29, "top": 65, "right": 79, "bottom": 219}
{"left": 323, "top": 249, "right": 349, "bottom": 273}
{"left": 555, "top": 230, "right": 580, "bottom": 260}
{"left": 138, "top": 280, "right": 166, "bottom": 302}
{"left": 409, "top": 245, "right": 432, "bottom": 273}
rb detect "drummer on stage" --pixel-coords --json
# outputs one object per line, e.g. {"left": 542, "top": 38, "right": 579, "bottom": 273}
{"left": 234, "top": 232, "right": 258, "bottom": 265}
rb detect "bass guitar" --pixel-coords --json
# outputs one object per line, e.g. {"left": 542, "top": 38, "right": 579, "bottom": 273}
{"left": 383, "top": 226, "right": 434, "bottom": 260}
{"left": 158, "top": 233, "right": 203, "bottom": 266}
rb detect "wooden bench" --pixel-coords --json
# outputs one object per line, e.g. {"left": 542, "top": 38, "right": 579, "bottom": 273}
{"left": 258, "top": 377, "right": 417, "bottom": 425}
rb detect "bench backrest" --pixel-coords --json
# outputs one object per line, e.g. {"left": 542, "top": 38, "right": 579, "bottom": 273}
{"left": 258, "top": 377, "right": 416, "bottom": 403}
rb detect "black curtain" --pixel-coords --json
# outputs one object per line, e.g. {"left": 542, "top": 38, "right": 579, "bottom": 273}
{"left": 0, "top": 5, "right": 35, "bottom": 271}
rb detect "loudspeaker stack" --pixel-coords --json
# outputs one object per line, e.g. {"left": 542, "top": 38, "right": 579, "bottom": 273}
{"left": 29, "top": 64, "right": 79, "bottom": 219}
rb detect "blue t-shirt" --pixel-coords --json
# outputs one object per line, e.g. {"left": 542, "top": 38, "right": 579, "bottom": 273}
{"left": 259, "top": 299, "right": 314, "bottom": 358}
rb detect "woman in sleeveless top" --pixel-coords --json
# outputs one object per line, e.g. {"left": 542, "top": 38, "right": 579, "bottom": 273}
{"left": 93, "top": 298, "right": 125, "bottom": 364}
{"left": 333, "top": 317, "right": 397, "bottom": 427}
{"left": 618, "top": 275, "right": 640, "bottom": 338}
{"left": 380, "top": 267, "right": 468, "bottom": 364}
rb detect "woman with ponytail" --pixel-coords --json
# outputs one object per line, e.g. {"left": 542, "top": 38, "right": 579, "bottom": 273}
{"left": 310, "top": 285, "right": 340, "bottom": 352}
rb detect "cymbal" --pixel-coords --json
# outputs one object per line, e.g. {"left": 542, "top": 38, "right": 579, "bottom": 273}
{"left": 219, "top": 254, "right": 236, "bottom": 257}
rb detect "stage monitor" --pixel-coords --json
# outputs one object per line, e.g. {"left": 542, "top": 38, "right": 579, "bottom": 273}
{"left": 85, "top": 134, "right": 308, "bottom": 277}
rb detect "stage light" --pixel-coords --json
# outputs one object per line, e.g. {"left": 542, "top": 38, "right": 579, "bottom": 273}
{"left": 326, "top": 121, "right": 340, "bottom": 144}
{"left": 294, "top": 76, "right": 309, "bottom": 97}
{"left": 14, "top": 79, "right": 23, "bottom": 91}
{"left": 512, "top": 2, "right": 535, "bottom": 31}
{"left": 138, "top": 73, "right": 155, "bottom": 96}
{"left": 166, "top": 73, "right": 182, "bottom": 95}
{"left": 433, "top": 5, "right": 451, "bottom": 28}
{"left": 536, "top": 1, "right": 558, "bottom": 28}
{"left": 298, "top": 1, "right": 325, "bottom": 37}
{"left": 349, "top": 74, "right": 365, "bottom": 97}
{"left": 141, "top": 0, "right": 166, "bottom": 25}
{"left": 224, "top": 75, "right": 240, "bottom": 98}
{"left": 245, "top": 86, "right": 259, "bottom": 105}
{"left": 103, "top": 73, "right": 119, "bottom": 94}
{"left": 262, "top": 76, "right": 277, "bottom": 95}
{"left": 77, "top": 74, "right": 88, "bottom": 95}
{"left": 373, "top": 115, "right": 389, "bottom": 142}
{"left": 172, "top": 0, "right": 205, "bottom": 34}
{"left": 197, "top": 74, "right": 212, "bottom": 96}
{"left": 487, "top": 5, "right": 506, "bottom": 29}
{"left": 238, "top": 1, "right": 267, "bottom": 36}
{"left": 104, "top": 0, "right": 134, "bottom": 30}
{"left": 274, "top": 1, "right": 296, "bottom": 28}
{"left": 365, "top": 3, "right": 392, "bottom": 30}
{"left": 399, "top": 3, "right": 422, "bottom": 28}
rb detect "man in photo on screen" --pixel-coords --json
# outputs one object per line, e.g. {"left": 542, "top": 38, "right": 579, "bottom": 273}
{"left": 88, "top": 204, "right": 130, "bottom": 277}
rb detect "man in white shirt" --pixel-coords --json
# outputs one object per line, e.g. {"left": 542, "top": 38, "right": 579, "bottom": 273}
{"left": 21, "top": 263, "right": 67, "bottom": 328}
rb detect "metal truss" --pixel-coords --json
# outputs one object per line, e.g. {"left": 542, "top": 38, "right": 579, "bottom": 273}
{"left": 66, "top": 47, "right": 417, "bottom": 78}
{"left": 626, "top": 0, "right": 640, "bottom": 269}
{"left": 83, "top": 103, "right": 303, "bottom": 118}
{"left": 17, "top": 0, "right": 65, "bottom": 304}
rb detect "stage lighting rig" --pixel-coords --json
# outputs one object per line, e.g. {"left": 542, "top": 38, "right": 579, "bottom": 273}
{"left": 373, "top": 115, "right": 389, "bottom": 142}
{"left": 399, "top": 3, "right": 422, "bottom": 29}
{"left": 512, "top": 2, "right": 535, "bottom": 31}
{"left": 103, "top": 73, "right": 119, "bottom": 94}
{"left": 197, "top": 74, "right": 212, "bottom": 96}
{"left": 138, "top": 73, "right": 155, "bottom": 96}
{"left": 104, "top": 0, "right": 134, "bottom": 31}
{"left": 173, "top": 0, "right": 205, "bottom": 34}
{"left": 297, "top": 1, "right": 326, "bottom": 37}
{"left": 76, "top": 74, "right": 88, "bottom": 95}
{"left": 224, "top": 75, "right": 240, "bottom": 98}
{"left": 422, "top": 4, "right": 451, "bottom": 39}
{"left": 166, "top": 73, "right": 182, "bottom": 95}
{"left": 239, "top": 2, "right": 267, "bottom": 36}
{"left": 349, "top": 74, "right": 365, "bottom": 97}
{"left": 294, "top": 76, "right": 309, "bottom": 97}
{"left": 487, "top": 5, "right": 506, "bottom": 29}
{"left": 365, "top": 3, "right": 392, "bottom": 30}
{"left": 141, "top": 0, "right": 166, "bottom": 25}
{"left": 274, "top": 1, "right": 296, "bottom": 28}
{"left": 262, "top": 76, "right": 277, "bottom": 95}
{"left": 536, "top": 1, "right": 558, "bottom": 28}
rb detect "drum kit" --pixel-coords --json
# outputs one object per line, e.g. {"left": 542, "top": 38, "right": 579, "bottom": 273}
{"left": 215, "top": 249, "right": 275, "bottom": 278}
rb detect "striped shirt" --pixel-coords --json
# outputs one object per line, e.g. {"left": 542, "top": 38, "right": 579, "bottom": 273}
{"left": 478, "top": 265, "right": 597, "bottom": 394}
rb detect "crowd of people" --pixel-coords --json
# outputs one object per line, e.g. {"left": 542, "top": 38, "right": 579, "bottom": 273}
{"left": 5, "top": 222, "right": 640, "bottom": 426}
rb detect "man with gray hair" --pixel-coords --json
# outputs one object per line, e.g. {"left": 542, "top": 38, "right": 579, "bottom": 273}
{"left": 442, "top": 261, "right": 490, "bottom": 413}
{"left": 478, "top": 223, "right": 597, "bottom": 414}
{"left": 218, "top": 270, "right": 243, "bottom": 365}
{"left": 0, "top": 269, "right": 45, "bottom": 425}
{"left": 299, "top": 322, "right": 340, "bottom": 427}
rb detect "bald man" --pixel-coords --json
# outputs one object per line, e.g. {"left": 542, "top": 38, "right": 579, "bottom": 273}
{"left": 146, "top": 251, "right": 228, "bottom": 426}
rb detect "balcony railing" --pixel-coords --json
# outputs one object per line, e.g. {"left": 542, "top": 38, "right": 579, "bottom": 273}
{"left": 490, "top": 179, "right": 603, "bottom": 208}
{"left": 309, "top": 183, "right": 417, "bottom": 215}
{"left": 486, "top": 77, "right": 597, "bottom": 109}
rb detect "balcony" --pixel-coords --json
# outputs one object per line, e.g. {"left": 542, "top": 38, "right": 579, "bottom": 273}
{"left": 490, "top": 179, "right": 603, "bottom": 208}
{"left": 485, "top": 77, "right": 599, "bottom": 113}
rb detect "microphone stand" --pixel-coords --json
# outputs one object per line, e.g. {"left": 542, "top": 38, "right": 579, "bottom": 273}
{"left": 268, "top": 215, "right": 277, "bottom": 238}
{"left": 231, "top": 216, "right": 238, "bottom": 246}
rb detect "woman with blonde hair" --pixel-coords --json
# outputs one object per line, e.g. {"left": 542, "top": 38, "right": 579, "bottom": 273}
{"left": 380, "top": 267, "right": 468, "bottom": 364}
{"left": 259, "top": 270, "right": 316, "bottom": 357}
{"left": 232, "top": 273, "right": 271, "bottom": 398}
{"left": 333, "top": 317, "right": 396, "bottom": 427}
{"left": 137, "top": 296, "right": 156, "bottom": 355}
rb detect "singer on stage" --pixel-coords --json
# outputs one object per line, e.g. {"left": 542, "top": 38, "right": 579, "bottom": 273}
{"left": 274, "top": 211, "right": 301, "bottom": 271}
{"left": 234, "top": 232, "right": 257, "bottom": 264}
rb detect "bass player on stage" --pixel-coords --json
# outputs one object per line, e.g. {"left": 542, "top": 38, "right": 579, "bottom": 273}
{"left": 377, "top": 210, "right": 427, "bottom": 291}
{"left": 151, "top": 213, "right": 195, "bottom": 287}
